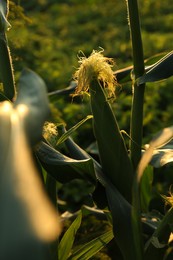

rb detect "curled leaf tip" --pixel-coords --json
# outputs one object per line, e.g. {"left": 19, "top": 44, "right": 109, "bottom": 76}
{"left": 73, "top": 49, "right": 117, "bottom": 98}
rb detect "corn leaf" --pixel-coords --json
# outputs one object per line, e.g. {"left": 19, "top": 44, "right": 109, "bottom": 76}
{"left": 36, "top": 141, "right": 96, "bottom": 184}
{"left": 137, "top": 51, "right": 173, "bottom": 85}
{"left": 90, "top": 79, "right": 133, "bottom": 202}
{"left": 57, "top": 115, "right": 93, "bottom": 146}
{"left": 106, "top": 183, "right": 137, "bottom": 260}
{"left": 115, "top": 52, "right": 168, "bottom": 84}
{"left": 48, "top": 81, "right": 76, "bottom": 97}
{"left": 115, "top": 66, "right": 132, "bottom": 83}
{"left": 69, "top": 229, "right": 114, "bottom": 260}
{"left": 58, "top": 211, "right": 82, "bottom": 260}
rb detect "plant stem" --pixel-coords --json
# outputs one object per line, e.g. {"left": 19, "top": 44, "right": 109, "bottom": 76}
{"left": 126, "top": 0, "right": 145, "bottom": 259}
{"left": 126, "top": 0, "right": 145, "bottom": 170}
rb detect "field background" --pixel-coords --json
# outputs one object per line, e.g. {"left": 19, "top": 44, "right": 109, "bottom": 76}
{"left": 9, "top": 0, "right": 173, "bottom": 148}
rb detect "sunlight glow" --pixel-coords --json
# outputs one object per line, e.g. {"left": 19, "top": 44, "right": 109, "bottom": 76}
{"left": 10, "top": 111, "right": 61, "bottom": 241}
{"left": 0, "top": 101, "right": 13, "bottom": 114}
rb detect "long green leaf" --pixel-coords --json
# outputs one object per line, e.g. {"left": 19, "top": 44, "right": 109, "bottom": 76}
{"left": 69, "top": 229, "right": 114, "bottom": 260}
{"left": 115, "top": 53, "right": 167, "bottom": 84}
{"left": 115, "top": 65, "right": 132, "bottom": 83}
{"left": 58, "top": 211, "right": 82, "bottom": 260}
{"left": 106, "top": 183, "right": 136, "bottom": 260}
{"left": 48, "top": 81, "right": 76, "bottom": 97}
{"left": 14, "top": 69, "right": 50, "bottom": 145}
{"left": 57, "top": 115, "right": 93, "bottom": 146}
{"left": 137, "top": 51, "right": 173, "bottom": 85}
{"left": 90, "top": 79, "right": 133, "bottom": 202}
{"left": 36, "top": 142, "right": 96, "bottom": 184}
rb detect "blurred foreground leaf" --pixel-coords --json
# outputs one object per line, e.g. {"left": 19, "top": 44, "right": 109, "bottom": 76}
{"left": 0, "top": 102, "right": 61, "bottom": 260}
{"left": 14, "top": 69, "right": 50, "bottom": 145}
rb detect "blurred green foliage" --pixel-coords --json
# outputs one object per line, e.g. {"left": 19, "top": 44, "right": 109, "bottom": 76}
{"left": 8, "top": 0, "right": 173, "bottom": 146}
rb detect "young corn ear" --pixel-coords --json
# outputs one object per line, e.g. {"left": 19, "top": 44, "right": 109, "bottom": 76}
{"left": 73, "top": 50, "right": 134, "bottom": 202}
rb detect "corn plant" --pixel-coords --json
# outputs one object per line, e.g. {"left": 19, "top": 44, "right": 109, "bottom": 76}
{"left": 2, "top": 0, "right": 173, "bottom": 260}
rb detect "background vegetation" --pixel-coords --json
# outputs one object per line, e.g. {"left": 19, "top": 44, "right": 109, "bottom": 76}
{"left": 9, "top": 0, "right": 173, "bottom": 149}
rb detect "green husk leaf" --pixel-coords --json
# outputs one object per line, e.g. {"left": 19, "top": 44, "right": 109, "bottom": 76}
{"left": 90, "top": 79, "right": 133, "bottom": 201}
{"left": 73, "top": 50, "right": 134, "bottom": 201}
{"left": 58, "top": 211, "right": 82, "bottom": 260}
{"left": 69, "top": 229, "right": 114, "bottom": 260}
{"left": 14, "top": 69, "right": 50, "bottom": 145}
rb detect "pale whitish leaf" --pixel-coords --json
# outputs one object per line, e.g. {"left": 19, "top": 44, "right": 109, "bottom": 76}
{"left": 138, "top": 126, "right": 173, "bottom": 182}
{"left": 146, "top": 139, "right": 173, "bottom": 168}
{"left": 149, "top": 149, "right": 173, "bottom": 168}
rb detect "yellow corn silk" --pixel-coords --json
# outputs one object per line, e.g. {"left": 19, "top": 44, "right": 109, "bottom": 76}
{"left": 73, "top": 49, "right": 117, "bottom": 99}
